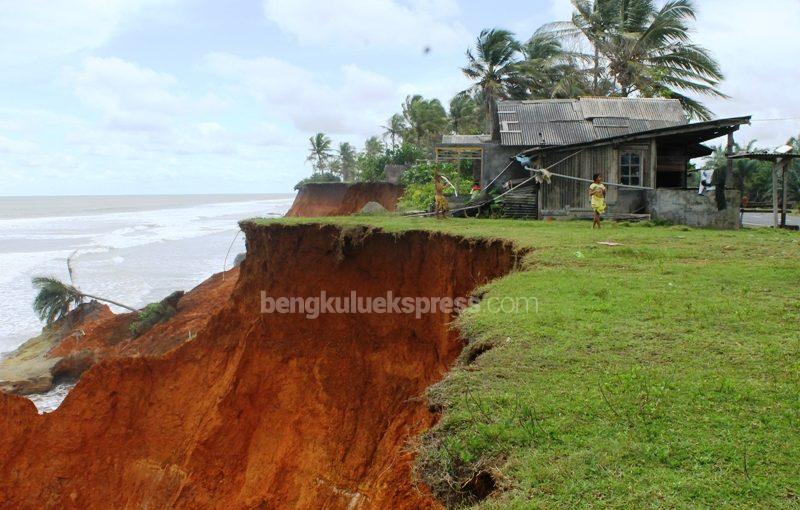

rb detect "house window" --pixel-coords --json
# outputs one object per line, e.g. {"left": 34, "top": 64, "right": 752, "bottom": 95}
{"left": 620, "top": 152, "right": 641, "bottom": 186}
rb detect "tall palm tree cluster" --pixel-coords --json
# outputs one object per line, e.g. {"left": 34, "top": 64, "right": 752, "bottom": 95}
{"left": 302, "top": 93, "right": 483, "bottom": 186}
{"left": 301, "top": 0, "right": 727, "bottom": 188}
{"left": 464, "top": 0, "right": 726, "bottom": 139}
{"left": 305, "top": 133, "right": 357, "bottom": 182}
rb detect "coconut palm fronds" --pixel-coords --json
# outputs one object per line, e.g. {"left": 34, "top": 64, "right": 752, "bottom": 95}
{"left": 31, "top": 276, "right": 86, "bottom": 325}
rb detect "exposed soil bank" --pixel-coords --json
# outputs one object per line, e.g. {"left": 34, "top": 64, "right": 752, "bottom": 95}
{"left": 0, "top": 268, "right": 238, "bottom": 396}
{"left": 286, "top": 183, "right": 403, "bottom": 217}
{"left": 0, "top": 223, "right": 520, "bottom": 509}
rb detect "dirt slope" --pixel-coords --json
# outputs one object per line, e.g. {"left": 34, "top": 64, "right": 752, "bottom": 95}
{"left": 286, "top": 183, "right": 403, "bottom": 217}
{"left": 0, "top": 268, "right": 239, "bottom": 395}
{"left": 0, "top": 223, "right": 519, "bottom": 509}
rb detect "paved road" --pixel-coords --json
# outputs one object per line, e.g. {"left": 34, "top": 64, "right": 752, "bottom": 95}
{"left": 742, "top": 212, "right": 800, "bottom": 227}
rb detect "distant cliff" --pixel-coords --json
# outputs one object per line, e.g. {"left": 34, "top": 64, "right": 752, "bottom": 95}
{"left": 286, "top": 182, "right": 403, "bottom": 217}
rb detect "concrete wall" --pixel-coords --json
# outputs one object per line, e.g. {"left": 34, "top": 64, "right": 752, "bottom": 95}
{"left": 383, "top": 164, "right": 408, "bottom": 184}
{"left": 613, "top": 189, "right": 648, "bottom": 214}
{"left": 647, "top": 189, "right": 741, "bottom": 229}
{"left": 481, "top": 143, "right": 526, "bottom": 187}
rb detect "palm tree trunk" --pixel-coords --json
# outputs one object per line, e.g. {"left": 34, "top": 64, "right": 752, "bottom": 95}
{"left": 593, "top": 47, "right": 599, "bottom": 95}
{"left": 82, "top": 293, "right": 138, "bottom": 312}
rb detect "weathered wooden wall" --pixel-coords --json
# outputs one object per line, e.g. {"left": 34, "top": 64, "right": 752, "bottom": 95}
{"left": 539, "top": 142, "right": 652, "bottom": 211}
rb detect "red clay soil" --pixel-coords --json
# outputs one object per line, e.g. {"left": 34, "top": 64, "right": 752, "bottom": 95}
{"left": 49, "top": 267, "right": 239, "bottom": 363}
{"left": 0, "top": 223, "right": 520, "bottom": 509}
{"left": 285, "top": 182, "right": 404, "bottom": 217}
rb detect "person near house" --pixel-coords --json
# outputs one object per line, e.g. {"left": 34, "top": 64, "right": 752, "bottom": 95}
{"left": 740, "top": 195, "right": 749, "bottom": 222}
{"left": 470, "top": 181, "right": 481, "bottom": 201}
{"left": 588, "top": 173, "right": 607, "bottom": 229}
{"left": 434, "top": 170, "right": 448, "bottom": 219}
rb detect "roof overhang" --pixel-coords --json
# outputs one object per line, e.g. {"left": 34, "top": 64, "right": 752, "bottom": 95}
{"left": 728, "top": 151, "right": 800, "bottom": 162}
{"left": 520, "top": 116, "right": 751, "bottom": 156}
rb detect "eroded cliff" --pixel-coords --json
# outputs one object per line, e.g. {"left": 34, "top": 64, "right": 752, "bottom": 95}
{"left": 285, "top": 183, "right": 403, "bottom": 217}
{"left": 0, "top": 223, "right": 520, "bottom": 509}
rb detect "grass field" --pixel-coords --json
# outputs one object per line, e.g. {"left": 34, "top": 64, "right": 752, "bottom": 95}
{"left": 265, "top": 217, "right": 800, "bottom": 509}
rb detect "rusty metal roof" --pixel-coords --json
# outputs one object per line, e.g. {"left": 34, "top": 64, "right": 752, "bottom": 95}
{"left": 497, "top": 97, "right": 687, "bottom": 147}
{"left": 440, "top": 134, "right": 492, "bottom": 145}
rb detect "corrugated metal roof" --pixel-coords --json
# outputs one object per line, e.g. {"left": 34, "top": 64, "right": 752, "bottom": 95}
{"left": 440, "top": 134, "right": 492, "bottom": 145}
{"left": 498, "top": 97, "right": 687, "bottom": 147}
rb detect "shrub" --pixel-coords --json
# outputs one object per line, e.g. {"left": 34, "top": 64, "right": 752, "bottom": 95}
{"left": 294, "top": 172, "right": 341, "bottom": 190}
{"left": 129, "top": 300, "right": 179, "bottom": 338}
{"left": 355, "top": 143, "right": 427, "bottom": 183}
{"left": 398, "top": 162, "right": 473, "bottom": 211}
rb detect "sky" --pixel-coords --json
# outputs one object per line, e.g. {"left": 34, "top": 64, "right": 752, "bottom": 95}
{"left": 0, "top": 0, "right": 798, "bottom": 196}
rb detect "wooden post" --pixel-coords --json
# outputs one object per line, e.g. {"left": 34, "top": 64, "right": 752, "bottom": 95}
{"left": 717, "top": 132, "right": 734, "bottom": 210}
{"left": 773, "top": 160, "right": 780, "bottom": 228}
{"left": 650, "top": 139, "right": 657, "bottom": 188}
{"left": 726, "top": 133, "right": 734, "bottom": 176}
{"left": 781, "top": 159, "right": 788, "bottom": 228}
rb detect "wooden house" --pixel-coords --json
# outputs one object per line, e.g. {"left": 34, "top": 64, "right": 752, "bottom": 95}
{"left": 436, "top": 97, "right": 750, "bottom": 228}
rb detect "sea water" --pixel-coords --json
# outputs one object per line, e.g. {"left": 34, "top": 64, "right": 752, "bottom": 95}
{"left": 0, "top": 194, "right": 294, "bottom": 412}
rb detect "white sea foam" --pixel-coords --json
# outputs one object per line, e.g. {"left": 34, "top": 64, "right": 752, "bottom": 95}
{"left": 0, "top": 194, "right": 293, "bottom": 359}
{"left": 27, "top": 382, "right": 76, "bottom": 414}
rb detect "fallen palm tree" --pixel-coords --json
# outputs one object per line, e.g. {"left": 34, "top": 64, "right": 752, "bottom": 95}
{"left": 31, "top": 276, "right": 138, "bottom": 325}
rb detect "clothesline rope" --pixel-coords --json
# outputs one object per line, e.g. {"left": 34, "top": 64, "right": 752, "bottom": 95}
{"left": 405, "top": 149, "right": 585, "bottom": 218}
{"left": 405, "top": 148, "right": 654, "bottom": 218}
{"left": 543, "top": 171, "right": 653, "bottom": 190}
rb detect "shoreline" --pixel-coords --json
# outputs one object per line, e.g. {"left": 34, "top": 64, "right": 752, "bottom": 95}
{"left": 0, "top": 193, "right": 295, "bottom": 220}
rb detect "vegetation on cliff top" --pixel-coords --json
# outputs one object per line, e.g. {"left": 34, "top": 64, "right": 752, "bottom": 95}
{"left": 261, "top": 216, "right": 800, "bottom": 509}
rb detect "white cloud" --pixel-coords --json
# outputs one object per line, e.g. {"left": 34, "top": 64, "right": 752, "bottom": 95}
{"left": 548, "top": 0, "right": 575, "bottom": 20}
{"left": 68, "top": 58, "right": 188, "bottom": 116}
{"left": 64, "top": 57, "right": 225, "bottom": 134}
{"left": 0, "top": 135, "right": 36, "bottom": 154}
{"left": 262, "top": 0, "right": 470, "bottom": 51}
{"left": 201, "top": 52, "right": 404, "bottom": 135}
{"left": 0, "top": 0, "right": 180, "bottom": 64}
{"left": 691, "top": 0, "right": 800, "bottom": 147}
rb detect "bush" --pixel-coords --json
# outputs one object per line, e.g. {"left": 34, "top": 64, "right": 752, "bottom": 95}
{"left": 129, "top": 300, "right": 179, "bottom": 338}
{"left": 355, "top": 143, "right": 427, "bottom": 183}
{"left": 398, "top": 162, "right": 473, "bottom": 211}
{"left": 294, "top": 172, "right": 341, "bottom": 190}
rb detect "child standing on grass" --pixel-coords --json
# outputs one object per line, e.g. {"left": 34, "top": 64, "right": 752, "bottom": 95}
{"left": 589, "top": 173, "right": 606, "bottom": 229}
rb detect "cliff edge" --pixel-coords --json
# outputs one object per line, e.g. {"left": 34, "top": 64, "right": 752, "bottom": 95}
{"left": 0, "top": 222, "right": 520, "bottom": 509}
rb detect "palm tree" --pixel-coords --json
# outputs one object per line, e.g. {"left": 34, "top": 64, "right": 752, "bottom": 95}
{"left": 402, "top": 95, "right": 449, "bottom": 149}
{"left": 306, "top": 133, "right": 333, "bottom": 173}
{"left": 364, "top": 136, "right": 384, "bottom": 158}
{"left": 382, "top": 114, "right": 407, "bottom": 148}
{"left": 563, "top": 0, "right": 726, "bottom": 120}
{"left": 515, "top": 30, "right": 590, "bottom": 99}
{"left": 32, "top": 276, "right": 137, "bottom": 325}
{"left": 462, "top": 29, "right": 523, "bottom": 140}
{"left": 448, "top": 93, "right": 482, "bottom": 134}
{"left": 550, "top": 0, "right": 619, "bottom": 95}
{"left": 337, "top": 142, "right": 357, "bottom": 182}
{"left": 706, "top": 140, "right": 768, "bottom": 200}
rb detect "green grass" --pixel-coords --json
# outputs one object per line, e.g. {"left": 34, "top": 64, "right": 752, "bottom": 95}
{"left": 254, "top": 216, "right": 800, "bottom": 509}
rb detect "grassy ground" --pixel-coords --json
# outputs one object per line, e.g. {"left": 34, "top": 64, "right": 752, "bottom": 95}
{"left": 260, "top": 216, "right": 800, "bottom": 509}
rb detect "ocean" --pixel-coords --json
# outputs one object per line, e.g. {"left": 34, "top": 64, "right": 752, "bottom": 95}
{"left": 0, "top": 194, "right": 294, "bottom": 410}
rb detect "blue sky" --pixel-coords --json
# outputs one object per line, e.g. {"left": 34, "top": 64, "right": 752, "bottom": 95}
{"left": 1, "top": 0, "right": 798, "bottom": 195}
